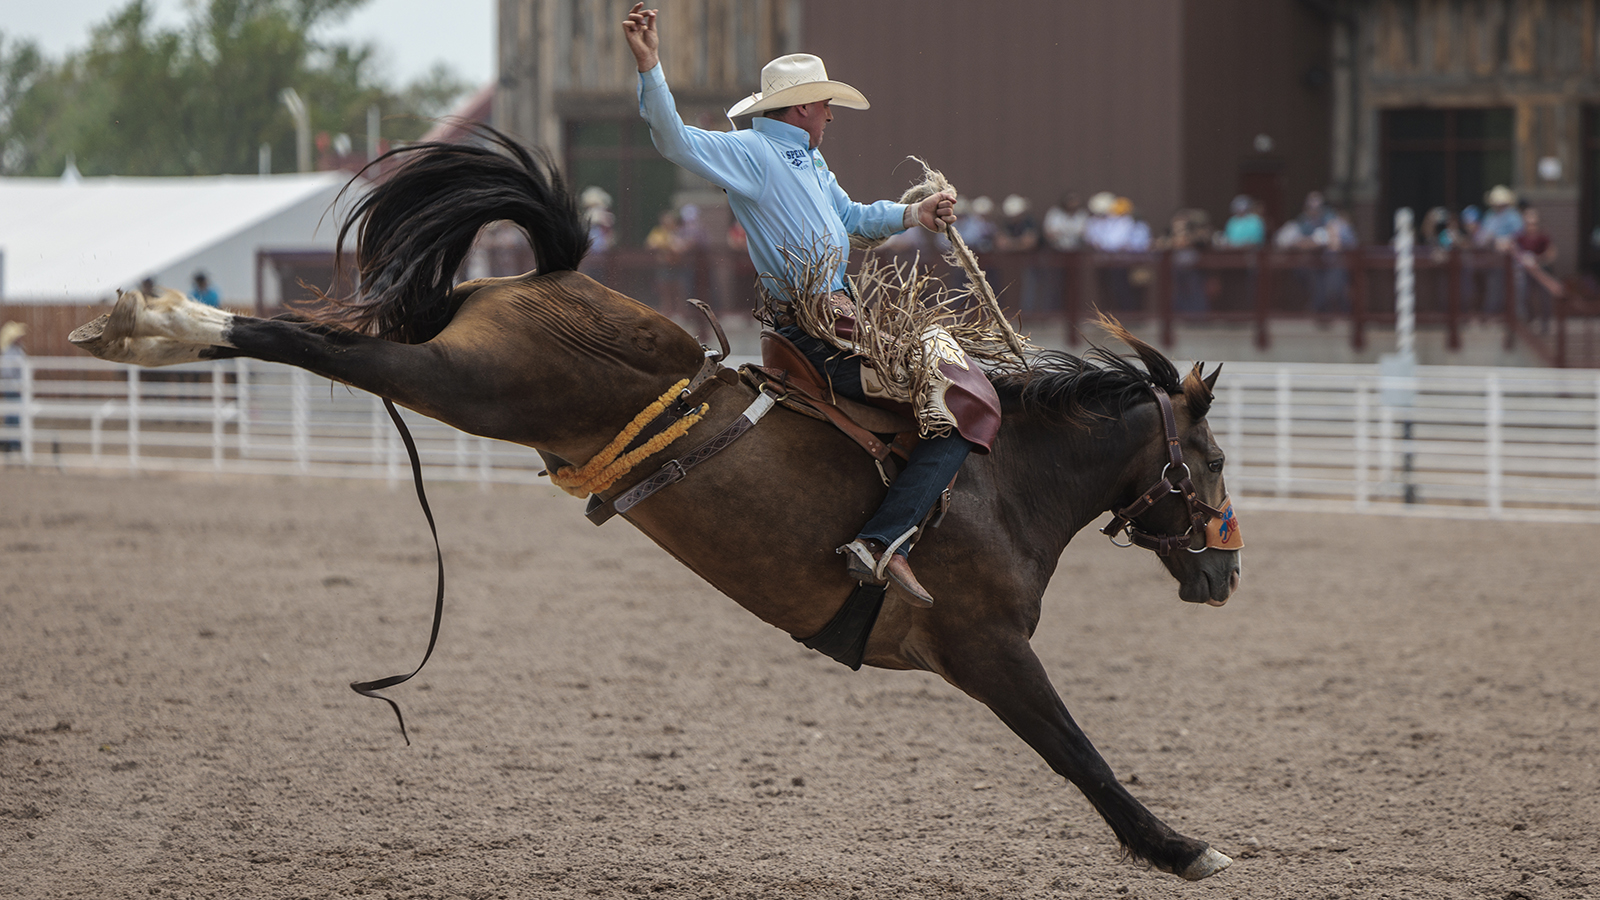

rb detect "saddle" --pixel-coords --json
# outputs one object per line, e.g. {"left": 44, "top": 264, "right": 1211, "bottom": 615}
{"left": 743, "top": 329, "right": 922, "bottom": 472}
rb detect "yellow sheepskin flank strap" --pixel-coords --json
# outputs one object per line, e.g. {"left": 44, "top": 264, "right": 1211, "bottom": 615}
{"left": 550, "top": 379, "right": 708, "bottom": 497}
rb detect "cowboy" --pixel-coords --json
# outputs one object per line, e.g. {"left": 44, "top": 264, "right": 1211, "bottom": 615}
{"left": 623, "top": 3, "right": 974, "bottom": 608}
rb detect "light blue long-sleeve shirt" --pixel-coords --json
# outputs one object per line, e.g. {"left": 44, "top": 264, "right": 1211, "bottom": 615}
{"left": 637, "top": 63, "right": 909, "bottom": 297}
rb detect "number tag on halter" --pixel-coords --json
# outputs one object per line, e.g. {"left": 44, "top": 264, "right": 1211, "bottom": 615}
{"left": 1204, "top": 498, "right": 1243, "bottom": 550}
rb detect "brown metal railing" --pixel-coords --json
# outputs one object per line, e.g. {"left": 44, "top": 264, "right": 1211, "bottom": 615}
{"left": 244, "top": 242, "right": 1596, "bottom": 367}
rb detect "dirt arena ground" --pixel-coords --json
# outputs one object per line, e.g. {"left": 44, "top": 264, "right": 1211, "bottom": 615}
{"left": 2, "top": 470, "right": 1597, "bottom": 899}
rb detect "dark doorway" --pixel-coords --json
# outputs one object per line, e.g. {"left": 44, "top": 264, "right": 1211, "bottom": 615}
{"left": 1580, "top": 106, "right": 1600, "bottom": 274}
{"left": 564, "top": 117, "right": 681, "bottom": 248}
{"left": 1380, "top": 107, "right": 1513, "bottom": 240}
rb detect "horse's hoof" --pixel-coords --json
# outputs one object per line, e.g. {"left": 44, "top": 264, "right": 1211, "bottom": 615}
{"left": 68, "top": 314, "right": 111, "bottom": 347}
{"left": 1178, "top": 846, "right": 1232, "bottom": 881}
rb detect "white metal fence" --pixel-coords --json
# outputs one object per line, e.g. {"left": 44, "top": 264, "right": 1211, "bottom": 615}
{"left": 4, "top": 356, "right": 1599, "bottom": 523}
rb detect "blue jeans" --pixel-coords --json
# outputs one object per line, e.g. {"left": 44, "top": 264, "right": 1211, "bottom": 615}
{"left": 779, "top": 326, "right": 974, "bottom": 557}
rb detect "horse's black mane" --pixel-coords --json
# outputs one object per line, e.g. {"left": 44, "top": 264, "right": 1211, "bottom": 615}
{"left": 992, "top": 323, "right": 1197, "bottom": 423}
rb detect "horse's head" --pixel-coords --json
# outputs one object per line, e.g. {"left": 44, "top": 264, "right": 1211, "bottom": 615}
{"left": 1110, "top": 363, "right": 1243, "bottom": 607}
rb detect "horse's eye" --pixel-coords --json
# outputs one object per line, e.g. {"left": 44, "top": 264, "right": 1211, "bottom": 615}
{"left": 1207, "top": 458, "right": 1224, "bottom": 473}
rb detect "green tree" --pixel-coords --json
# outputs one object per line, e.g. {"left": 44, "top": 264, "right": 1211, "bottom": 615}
{"left": 0, "top": 0, "right": 472, "bottom": 177}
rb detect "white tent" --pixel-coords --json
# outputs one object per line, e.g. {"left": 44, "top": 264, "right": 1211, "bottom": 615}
{"left": 0, "top": 171, "right": 362, "bottom": 306}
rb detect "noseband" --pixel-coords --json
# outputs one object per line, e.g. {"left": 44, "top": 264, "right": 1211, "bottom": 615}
{"left": 1101, "top": 385, "right": 1241, "bottom": 557}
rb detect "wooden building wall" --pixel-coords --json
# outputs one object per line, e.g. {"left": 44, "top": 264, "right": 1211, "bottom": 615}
{"left": 1182, "top": 0, "right": 1334, "bottom": 232}
{"left": 802, "top": 0, "right": 1187, "bottom": 224}
{"left": 496, "top": 0, "right": 802, "bottom": 152}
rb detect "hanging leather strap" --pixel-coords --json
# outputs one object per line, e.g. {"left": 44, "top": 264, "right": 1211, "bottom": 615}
{"left": 350, "top": 399, "right": 447, "bottom": 745}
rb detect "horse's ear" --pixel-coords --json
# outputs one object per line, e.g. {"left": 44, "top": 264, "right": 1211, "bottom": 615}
{"left": 1203, "top": 363, "right": 1221, "bottom": 393}
{"left": 1183, "top": 362, "right": 1216, "bottom": 420}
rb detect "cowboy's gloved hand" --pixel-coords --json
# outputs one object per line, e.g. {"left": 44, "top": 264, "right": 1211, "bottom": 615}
{"left": 908, "top": 191, "right": 957, "bottom": 233}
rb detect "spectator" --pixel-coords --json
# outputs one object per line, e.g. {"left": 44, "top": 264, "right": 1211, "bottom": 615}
{"left": 1220, "top": 195, "right": 1265, "bottom": 248}
{"left": 996, "top": 195, "right": 1045, "bottom": 312}
{"left": 580, "top": 186, "right": 616, "bottom": 254}
{"left": 1039, "top": 192, "right": 1086, "bottom": 315}
{"left": 1160, "top": 209, "right": 1212, "bottom": 313}
{"left": 189, "top": 271, "right": 220, "bottom": 308}
{"left": 1086, "top": 195, "right": 1148, "bottom": 252}
{"left": 1083, "top": 191, "right": 1116, "bottom": 249}
{"left": 1, "top": 321, "right": 25, "bottom": 454}
{"left": 1042, "top": 191, "right": 1088, "bottom": 251}
{"left": 995, "top": 194, "right": 1039, "bottom": 252}
{"left": 646, "top": 209, "right": 692, "bottom": 318}
{"left": 1477, "top": 186, "right": 1524, "bottom": 315}
{"left": 1318, "top": 207, "right": 1358, "bottom": 316}
{"left": 1476, "top": 185, "right": 1524, "bottom": 249}
{"left": 1420, "top": 206, "right": 1457, "bottom": 250}
{"left": 1274, "top": 191, "right": 1335, "bottom": 250}
{"left": 1456, "top": 205, "right": 1484, "bottom": 313}
{"left": 1087, "top": 195, "right": 1149, "bottom": 310}
{"left": 1275, "top": 192, "right": 1348, "bottom": 316}
{"left": 957, "top": 195, "right": 997, "bottom": 253}
{"left": 877, "top": 217, "right": 933, "bottom": 257}
{"left": 1459, "top": 205, "right": 1482, "bottom": 244}
{"left": 1513, "top": 206, "right": 1561, "bottom": 324}
{"left": 678, "top": 203, "right": 708, "bottom": 249}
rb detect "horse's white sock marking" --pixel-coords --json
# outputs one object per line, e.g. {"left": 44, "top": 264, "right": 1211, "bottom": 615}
{"left": 130, "top": 289, "right": 235, "bottom": 346}
{"left": 72, "top": 289, "right": 237, "bottom": 367}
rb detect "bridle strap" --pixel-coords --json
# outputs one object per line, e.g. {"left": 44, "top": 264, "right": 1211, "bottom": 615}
{"left": 1102, "top": 386, "right": 1228, "bottom": 557}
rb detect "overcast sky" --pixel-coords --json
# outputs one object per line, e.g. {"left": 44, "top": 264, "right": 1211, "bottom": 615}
{"left": 2, "top": 0, "right": 496, "bottom": 88}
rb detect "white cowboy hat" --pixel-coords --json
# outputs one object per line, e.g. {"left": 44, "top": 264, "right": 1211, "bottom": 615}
{"left": 1088, "top": 191, "right": 1117, "bottom": 215}
{"left": 1485, "top": 184, "right": 1517, "bottom": 207}
{"left": 1, "top": 321, "right": 26, "bottom": 351}
{"left": 726, "top": 54, "right": 869, "bottom": 118}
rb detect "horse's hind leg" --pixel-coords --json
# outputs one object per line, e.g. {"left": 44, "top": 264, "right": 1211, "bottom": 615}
{"left": 941, "top": 638, "right": 1230, "bottom": 880}
{"left": 71, "top": 290, "right": 500, "bottom": 438}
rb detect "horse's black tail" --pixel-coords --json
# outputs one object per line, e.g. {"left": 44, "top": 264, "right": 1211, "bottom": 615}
{"left": 322, "top": 125, "right": 591, "bottom": 343}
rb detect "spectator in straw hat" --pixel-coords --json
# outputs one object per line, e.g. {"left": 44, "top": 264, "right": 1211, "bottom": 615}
{"left": 996, "top": 194, "right": 1045, "bottom": 312}
{"left": 624, "top": 3, "right": 988, "bottom": 608}
{"left": 1476, "top": 185, "right": 1524, "bottom": 249}
{"left": 1477, "top": 185, "right": 1524, "bottom": 315}
{"left": 2, "top": 322, "right": 27, "bottom": 453}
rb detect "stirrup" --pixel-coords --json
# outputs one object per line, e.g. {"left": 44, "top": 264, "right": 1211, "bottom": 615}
{"left": 836, "top": 527, "right": 918, "bottom": 583}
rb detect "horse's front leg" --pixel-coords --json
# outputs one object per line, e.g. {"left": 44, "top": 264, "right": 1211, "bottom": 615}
{"left": 940, "top": 637, "right": 1231, "bottom": 880}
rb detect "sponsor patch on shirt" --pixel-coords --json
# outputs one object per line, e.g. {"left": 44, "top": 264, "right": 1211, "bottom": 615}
{"left": 783, "top": 148, "right": 808, "bottom": 169}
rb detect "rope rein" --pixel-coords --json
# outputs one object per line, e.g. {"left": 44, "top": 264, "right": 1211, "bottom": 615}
{"left": 549, "top": 379, "right": 708, "bottom": 496}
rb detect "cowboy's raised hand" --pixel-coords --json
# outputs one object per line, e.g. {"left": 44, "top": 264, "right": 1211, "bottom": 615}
{"left": 623, "top": 3, "right": 660, "bottom": 71}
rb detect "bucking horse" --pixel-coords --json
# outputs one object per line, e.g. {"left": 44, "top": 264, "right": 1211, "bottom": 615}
{"left": 70, "top": 130, "right": 1242, "bottom": 881}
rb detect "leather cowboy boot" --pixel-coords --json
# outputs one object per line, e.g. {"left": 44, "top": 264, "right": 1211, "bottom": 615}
{"left": 839, "top": 538, "right": 934, "bottom": 608}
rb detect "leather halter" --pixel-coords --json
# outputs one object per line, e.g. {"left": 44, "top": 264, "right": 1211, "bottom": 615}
{"left": 1100, "top": 386, "right": 1234, "bottom": 557}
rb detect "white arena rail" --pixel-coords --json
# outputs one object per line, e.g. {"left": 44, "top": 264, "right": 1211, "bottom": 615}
{"left": 4, "top": 356, "right": 1599, "bottom": 523}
